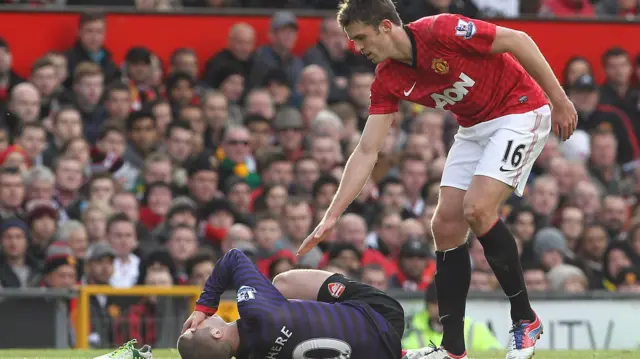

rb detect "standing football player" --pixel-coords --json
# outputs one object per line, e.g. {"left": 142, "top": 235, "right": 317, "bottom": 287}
{"left": 298, "top": 1, "right": 577, "bottom": 359}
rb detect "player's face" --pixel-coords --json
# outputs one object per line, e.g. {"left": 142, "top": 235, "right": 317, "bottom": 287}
{"left": 344, "top": 21, "right": 392, "bottom": 64}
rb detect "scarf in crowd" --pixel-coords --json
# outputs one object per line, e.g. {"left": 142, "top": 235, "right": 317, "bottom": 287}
{"left": 129, "top": 80, "right": 157, "bottom": 111}
{"left": 215, "top": 147, "right": 261, "bottom": 188}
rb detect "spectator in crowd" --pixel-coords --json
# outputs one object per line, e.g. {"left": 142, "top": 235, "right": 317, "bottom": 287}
{"left": 0, "top": 38, "right": 24, "bottom": 107}
{"left": 39, "top": 242, "right": 77, "bottom": 289}
{"left": 29, "top": 58, "right": 59, "bottom": 121}
{"left": 562, "top": 56, "right": 594, "bottom": 90}
{"left": 82, "top": 242, "right": 117, "bottom": 348}
{"left": 303, "top": 17, "right": 360, "bottom": 103}
{"left": 203, "top": 23, "right": 255, "bottom": 90}
{"left": 0, "top": 166, "right": 25, "bottom": 217}
{"left": 534, "top": 227, "right": 568, "bottom": 271}
{"left": 165, "top": 224, "right": 199, "bottom": 281}
{"left": 25, "top": 199, "right": 59, "bottom": 262}
{"left": 280, "top": 197, "right": 321, "bottom": 267}
{"left": 547, "top": 264, "right": 589, "bottom": 293}
{"left": 589, "top": 130, "right": 622, "bottom": 194}
{"left": 389, "top": 238, "right": 436, "bottom": 292}
{"left": 125, "top": 47, "right": 158, "bottom": 111}
{"left": 250, "top": 11, "right": 304, "bottom": 91}
{"left": 523, "top": 266, "right": 550, "bottom": 292}
{"left": 360, "top": 263, "right": 389, "bottom": 291}
{"left": 596, "top": 0, "right": 640, "bottom": 18}
{"left": 403, "top": 284, "right": 501, "bottom": 351}
{"left": 69, "top": 62, "right": 106, "bottom": 142}
{"left": 106, "top": 213, "right": 140, "bottom": 288}
{"left": 4, "top": 83, "right": 40, "bottom": 135}
{"left": 569, "top": 74, "right": 639, "bottom": 164}
{"left": 185, "top": 249, "right": 216, "bottom": 287}
{"left": 599, "top": 47, "right": 637, "bottom": 118}
{"left": 64, "top": 12, "right": 119, "bottom": 87}
{"left": 0, "top": 217, "right": 38, "bottom": 287}
{"left": 15, "top": 123, "right": 47, "bottom": 166}
{"left": 539, "top": 0, "right": 595, "bottom": 17}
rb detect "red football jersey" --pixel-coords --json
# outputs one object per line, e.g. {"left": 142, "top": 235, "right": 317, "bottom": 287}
{"left": 369, "top": 14, "right": 548, "bottom": 127}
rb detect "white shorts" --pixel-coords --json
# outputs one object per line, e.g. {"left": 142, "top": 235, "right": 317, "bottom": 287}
{"left": 441, "top": 105, "right": 552, "bottom": 197}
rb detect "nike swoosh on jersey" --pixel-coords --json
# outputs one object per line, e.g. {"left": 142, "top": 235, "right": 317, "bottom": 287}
{"left": 404, "top": 82, "right": 417, "bottom": 96}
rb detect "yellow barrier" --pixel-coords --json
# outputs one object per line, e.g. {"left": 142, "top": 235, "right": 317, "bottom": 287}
{"left": 76, "top": 285, "right": 203, "bottom": 349}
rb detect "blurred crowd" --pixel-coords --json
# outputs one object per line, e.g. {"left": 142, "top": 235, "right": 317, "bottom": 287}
{"left": 0, "top": 4, "right": 639, "bottom": 349}
{"left": 1, "top": 0, "right": 640, "bottom": 20}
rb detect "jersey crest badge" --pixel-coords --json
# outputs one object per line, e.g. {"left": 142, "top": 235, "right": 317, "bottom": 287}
{"left": 432, "top": 58, "right": 450, "bottom": 75}
{"left": 455, "top": 19, "right": 476, "bottom": 40}
{"left": 328, "top": 282, "right": 346, "bottom": 298}
{"left": 237, "top": 285, "right": 257, "bottom": 303}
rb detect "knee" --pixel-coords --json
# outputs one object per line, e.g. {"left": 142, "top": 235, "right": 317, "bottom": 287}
{"left": 272, "top": 270, "right": 293, "bottom": 291}
{"left": 431, "top": 212, "right": 466, "bottom": 248}
{"left": 462, "top": 198, "right": 493, "bottom": 228}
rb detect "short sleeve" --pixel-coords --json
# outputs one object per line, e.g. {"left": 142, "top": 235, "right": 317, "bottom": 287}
{"left": 430, "top": 14, "right": 496, "bottom": 55}
{"left": 369, "top": 75, "right": 399, "bottom": 115}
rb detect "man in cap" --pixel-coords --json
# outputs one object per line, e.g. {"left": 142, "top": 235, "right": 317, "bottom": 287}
{"left": 249, "top": 11, "right": 304, "bottom": 92}
{"left": 25, "top": 199, "right": 60, "bottom": 262}
{"left": 274, "top": 106, "right": 305, "bottom": 161}
{"left": 389, "top": 238, "right": 436, "bottom": 292}
{"left": 569, "top": 73, "right": 640, "bottom": 164}
{"left": 39, "top": 242, "right": 77, "bottom": 289}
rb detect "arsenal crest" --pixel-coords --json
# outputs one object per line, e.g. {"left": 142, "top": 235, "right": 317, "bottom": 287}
{"left": 432, "top": 58, "right": 450, "bottom": 75}
{"left": 328, "top": 282, "right": 346, "bottom": 298}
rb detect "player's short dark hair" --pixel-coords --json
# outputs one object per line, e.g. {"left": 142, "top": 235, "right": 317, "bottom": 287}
{"left": 177, "top": 329, "right": 233, "bottom": 359}
{"left": 602, "top": 47, "right": 629, "bottom": 66}
{"left": 337, "top": 0, "right": 402, "bottom": 29}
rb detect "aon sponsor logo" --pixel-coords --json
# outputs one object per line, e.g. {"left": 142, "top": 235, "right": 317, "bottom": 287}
{"left": 431, "top": 73, "right": 475, "bottom": 109}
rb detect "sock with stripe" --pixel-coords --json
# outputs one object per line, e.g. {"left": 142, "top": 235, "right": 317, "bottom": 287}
{"left": 477, "top": 218, "right": 535, "bottom": 322}
{"left": 435, "top": 243, "right": 471, "bottom": 357}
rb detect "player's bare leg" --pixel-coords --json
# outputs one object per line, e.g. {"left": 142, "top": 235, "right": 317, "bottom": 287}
{"left": 465, "top": 175, "right": 541, "bottom": 359}
{"left": 272, "top": 269, "right": 334, "bottom": 300}
{"left": 429, "top": 186, "right": 471, "bottom": 359}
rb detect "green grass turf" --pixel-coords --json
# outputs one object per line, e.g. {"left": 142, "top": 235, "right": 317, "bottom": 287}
{"left": 0, "top": 350, "right": 637, "bottom": 359}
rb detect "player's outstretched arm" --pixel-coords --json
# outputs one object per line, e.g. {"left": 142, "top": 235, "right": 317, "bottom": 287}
{"left": 297, "top": 114, "right": 395, "bottom": 255}
{"left": 490, "top": 27, "right": 577, "bottom": 141}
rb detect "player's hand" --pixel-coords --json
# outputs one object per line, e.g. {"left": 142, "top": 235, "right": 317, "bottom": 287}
{"left": 181, "top": 310, "right": 208, "bottom": 334}
{"left": 551, "top": 99, "right": 578, "bottom": 142}
{"left": 297, "top": 216, "right": 337, "bottom": 256}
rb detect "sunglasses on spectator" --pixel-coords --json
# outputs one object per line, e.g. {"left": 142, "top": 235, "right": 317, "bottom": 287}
{"left": 227, "top": 139, "right": 250, "bottom": 146}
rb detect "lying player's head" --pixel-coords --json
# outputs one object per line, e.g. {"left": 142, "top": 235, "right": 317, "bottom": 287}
{"left": 337, "top": 0, "right": 402, "bottom": 63}
{"left": 177, "top": 315, "right": 235, "bottom": 359}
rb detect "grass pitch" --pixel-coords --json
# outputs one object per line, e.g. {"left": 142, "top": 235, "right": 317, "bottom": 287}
{"left": 0, "top": 350, "right": 637, "bottom": 359}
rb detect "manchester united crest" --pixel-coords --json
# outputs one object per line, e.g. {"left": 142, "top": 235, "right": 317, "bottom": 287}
{"left": 432, "top": 58, "right": 450, "bottom": 75}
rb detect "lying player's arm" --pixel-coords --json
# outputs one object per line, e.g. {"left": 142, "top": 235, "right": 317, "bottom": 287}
{"left": 195, "top": 248, "right": 287, "bottom": 315}
{"left": 489, "top": 27, "right": 567, "bottom": 108}
{"left": 324, "top": 114, "right": 394, "bottom": 219}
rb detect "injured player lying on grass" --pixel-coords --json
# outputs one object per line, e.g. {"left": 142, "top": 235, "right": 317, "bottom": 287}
{"left": 177, "top": 248, "right": 441, "bottom": 359}
{"left": 94, "top": 249, "right": 447, "bottom": 359}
